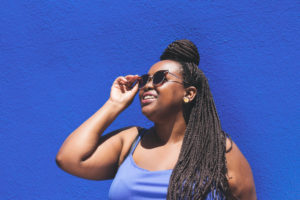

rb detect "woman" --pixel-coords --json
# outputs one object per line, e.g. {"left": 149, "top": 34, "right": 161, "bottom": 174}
{"left": 56, "top": 40, "right": 256, "bottom": 199}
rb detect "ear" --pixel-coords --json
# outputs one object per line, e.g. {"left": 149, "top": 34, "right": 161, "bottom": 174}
{"left": 184, "top": 86, "right": 197, "bottom": 102}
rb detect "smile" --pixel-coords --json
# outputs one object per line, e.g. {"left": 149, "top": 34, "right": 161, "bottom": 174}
{"left": 143, "top": 95, "right": 156, "bottom": 100}
{"left": 141, "top": 92, "right": 157, "bottom": 105}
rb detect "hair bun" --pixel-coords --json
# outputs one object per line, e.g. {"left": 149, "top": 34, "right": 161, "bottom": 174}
{"left": 160, "top": 39, "right": 200, "bottom": 65}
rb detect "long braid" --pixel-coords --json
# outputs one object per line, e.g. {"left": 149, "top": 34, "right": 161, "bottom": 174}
{"left": 160, "top": 40, "right": 234, "bottom": 199}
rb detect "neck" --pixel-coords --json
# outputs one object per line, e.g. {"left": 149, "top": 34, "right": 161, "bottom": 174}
{"left": 153, "top": 112, "right": 186, "bottom": 144}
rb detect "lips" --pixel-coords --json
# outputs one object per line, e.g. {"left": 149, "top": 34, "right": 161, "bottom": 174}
{"left": 141, "top": 92, "right": 158, "bottom": 105}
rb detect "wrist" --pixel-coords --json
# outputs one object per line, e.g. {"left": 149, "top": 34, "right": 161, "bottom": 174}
{"left": 106, "top": 98, "right": 127, "bottom": 112}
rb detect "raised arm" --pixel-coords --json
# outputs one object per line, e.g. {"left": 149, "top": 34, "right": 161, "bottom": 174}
{"left": 56, "top": 75, "right": 140, "bottom": 180}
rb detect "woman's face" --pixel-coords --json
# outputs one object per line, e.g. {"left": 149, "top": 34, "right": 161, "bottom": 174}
{"left": 139, "top": 60, "right": 186, "bottom": 122}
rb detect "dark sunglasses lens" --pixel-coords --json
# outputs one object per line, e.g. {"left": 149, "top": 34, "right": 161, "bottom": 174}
{"left": 139, "top": 75, "right": 149, "bottom": 88}
{"left": 153, "top": 71, "right": 166, "bottom": 85}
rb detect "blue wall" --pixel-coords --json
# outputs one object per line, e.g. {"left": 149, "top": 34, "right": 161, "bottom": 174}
{"left": 1, "top": 1, "right": 299, "bottom": 199}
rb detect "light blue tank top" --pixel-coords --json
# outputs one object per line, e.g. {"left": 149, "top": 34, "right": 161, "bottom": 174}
{"left": 108, "top": 130, "right": 224, "bottom": 200}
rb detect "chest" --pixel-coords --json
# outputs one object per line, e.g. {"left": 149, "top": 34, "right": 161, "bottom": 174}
{"left": 133, "top": 142, "right": 181, "bottom": 171}
{"left": 109, "top": 152, "right": 172, "bottom": 200}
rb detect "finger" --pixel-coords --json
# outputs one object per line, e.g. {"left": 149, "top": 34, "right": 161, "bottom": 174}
{"left": 125, "top": 75, "right": 136, "bottom": 79}
{"left": 119, "top": 76, "right": 128, "bottom": 83}
{"left": 121, "top": 75, "right": 136, "bottom": 89}
{"left": 125, "top": 75, "right": 139, "bottom": 81}
{"left": 125, "top": 75, "right": 140, "bottom": 85}
{"left": 129, "top": 78, "right": 141, "bottom": 89}
{"left": 120, "top": 82, "right": 126, "bottom": 93}
{"left": 129, "top": 78, "right": 140, "bottom": 89}
{"left": 130, "top": 79, "right": 140, "bottom": 94}
{"left": 116, "top": 76, "right": 128, "bottom": 86}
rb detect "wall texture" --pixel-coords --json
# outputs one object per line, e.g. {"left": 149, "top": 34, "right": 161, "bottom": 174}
{"left": 1, "top": 1, "right": 299, "bottom": 199}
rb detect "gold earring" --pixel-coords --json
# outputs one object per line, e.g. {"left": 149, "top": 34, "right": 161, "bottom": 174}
{"left": 183, "top": 97, "right": 189, "bottom": 103}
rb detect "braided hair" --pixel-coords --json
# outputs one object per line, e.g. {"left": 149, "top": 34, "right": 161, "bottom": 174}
{"left": 160, "top": 40, "right": 234, "bottom": 199}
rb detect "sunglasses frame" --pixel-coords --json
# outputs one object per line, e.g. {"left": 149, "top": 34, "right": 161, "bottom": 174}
{"left": 138, "top": 70, "right": 185, "bottom": 89}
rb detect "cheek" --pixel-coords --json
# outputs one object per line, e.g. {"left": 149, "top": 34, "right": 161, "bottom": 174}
{"left": 158, "top": 88, "right": 184, "bottom": 106}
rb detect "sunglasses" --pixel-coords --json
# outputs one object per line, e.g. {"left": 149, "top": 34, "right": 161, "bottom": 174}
{"left": 138, "top": 70, "right": 185, "bottom": 89}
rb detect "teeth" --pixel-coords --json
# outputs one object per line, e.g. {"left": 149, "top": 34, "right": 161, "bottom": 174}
{"left": 144, "top": 95, "right": 155, "bottom": 100}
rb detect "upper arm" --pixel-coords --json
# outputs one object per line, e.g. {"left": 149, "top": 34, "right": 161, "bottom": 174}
{"left": 225, "top": 138, "right": 257, "bottom": 200}
{"left": 61, "top": 126, "right": 139, "bottom": 180}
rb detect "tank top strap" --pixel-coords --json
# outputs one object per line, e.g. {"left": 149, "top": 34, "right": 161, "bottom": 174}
{"left": 130, "top": 128, "right": 147, "bottom": 154}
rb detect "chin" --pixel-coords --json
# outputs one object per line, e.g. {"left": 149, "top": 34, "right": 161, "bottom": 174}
{"left": 142, "top": 107, "right": 172, "bottom": 124}
{"left": 141, "top": 104, "right": 160, "bottom": 122}
{"left": 141, "top": 107, "right": 155, "bottom": 121}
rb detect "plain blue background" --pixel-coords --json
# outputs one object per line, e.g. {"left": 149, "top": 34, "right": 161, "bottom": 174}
{"left": 1, "top": 1, "right": 299, "bottom": 199}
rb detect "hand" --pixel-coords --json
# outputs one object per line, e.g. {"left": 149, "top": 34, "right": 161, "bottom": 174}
{"left": 109, "top": 75, "right": 140, "bottom": 110}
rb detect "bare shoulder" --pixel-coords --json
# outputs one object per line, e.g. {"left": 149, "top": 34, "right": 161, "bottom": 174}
{"left": 100, "top": 125, "right": 139, "bottom": 145}
{"left": 110, "top": 126, "right": 140, "bottom": 166}
{"left": 225, "top": 138, "right": 257, "bottom": 200}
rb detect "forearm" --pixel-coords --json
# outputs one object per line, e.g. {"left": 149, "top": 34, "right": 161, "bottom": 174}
{"left": 56, "top": 99, "right": 125, "bottom": 164}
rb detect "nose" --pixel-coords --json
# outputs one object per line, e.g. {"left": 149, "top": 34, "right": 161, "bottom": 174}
{"left": 141, "top": 76, "right": 155, "bottom": 90}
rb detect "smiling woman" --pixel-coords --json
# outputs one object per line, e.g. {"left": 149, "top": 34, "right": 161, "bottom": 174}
{"left": 56, "top": 39, "right": 256, "bottom": 200}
